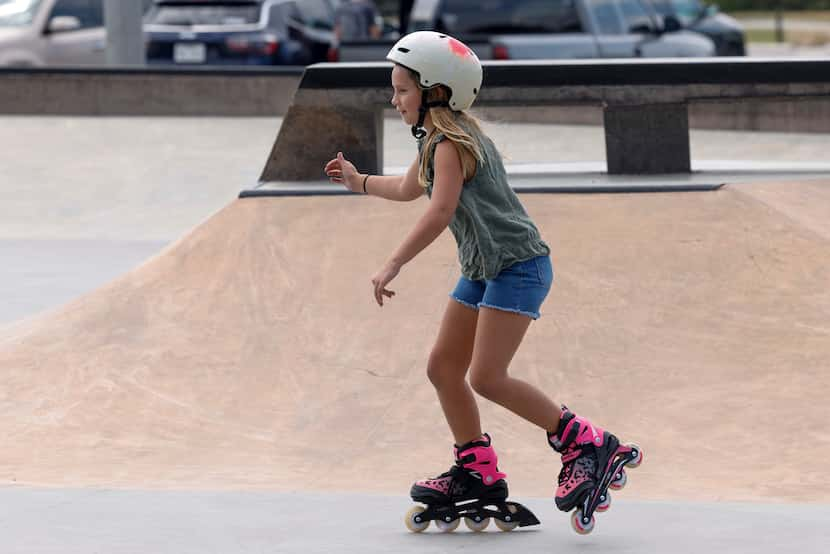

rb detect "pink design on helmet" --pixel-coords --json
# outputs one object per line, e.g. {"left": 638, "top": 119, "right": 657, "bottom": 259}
{"left": 448, "top": 37, "right": 472, "bottom": 58}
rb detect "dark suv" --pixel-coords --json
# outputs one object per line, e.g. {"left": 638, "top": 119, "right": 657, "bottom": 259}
{"left": 649, "top": 0, "right": 745, "bottom": 55}
{"left": 144, "top": 0, "right": 336, "bottom": 66}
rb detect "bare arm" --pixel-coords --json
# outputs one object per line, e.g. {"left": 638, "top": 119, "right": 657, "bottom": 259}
{"left": 324, "top": 153, "right": 423, "bottom": 202}
{"left": 363, "top": 157, "right": 423, "bottom": 201}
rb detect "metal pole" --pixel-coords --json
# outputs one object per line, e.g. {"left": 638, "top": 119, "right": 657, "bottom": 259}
{"left": 103, "top": 0, "right": 145, "bottom": 66}
{"left": 775, "top": 1, "right": 785, "bottom": 44}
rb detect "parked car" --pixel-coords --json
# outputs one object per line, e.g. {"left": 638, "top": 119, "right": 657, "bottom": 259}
{"left": 144, "top": 0, "right": 336, "bottom": 66}
{"left": 333, "top": 0, "right": 715, "bottom": 62}
{"left": 649, "top": 0, "right": 745, "bottom": 55}
{"left": 0, "top": 0, "right": 154, "bottom": 67}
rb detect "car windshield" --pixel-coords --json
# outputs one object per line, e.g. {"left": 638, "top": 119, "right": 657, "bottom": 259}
{"left": 650, "top": 0, "right": 703, "bottom": 22}
{"left": 0, "top": 0, "right": 43, "bottom": 27}
{"left": 440, "top": 0, "right": 582, "bottom": 34}
{"left": 146, "top": 3, "right": 261, "bottom": 26}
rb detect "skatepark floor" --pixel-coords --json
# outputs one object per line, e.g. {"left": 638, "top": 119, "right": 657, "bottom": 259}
{"left": 4, "top": 488, "right": 830, "bottom": 554}
{"left": 1, "top": 116, "right": 829, "bottom": 553}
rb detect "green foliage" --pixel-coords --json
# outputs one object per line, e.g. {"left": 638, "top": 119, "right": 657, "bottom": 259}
{"left": 716, "top": 0, "right": 830, "bottom": 10}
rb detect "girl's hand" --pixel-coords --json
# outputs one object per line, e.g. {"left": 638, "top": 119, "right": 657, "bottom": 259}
{"left": 325, "top": 151, "right": 361, "bottom": 192}
{"left": 371, "top": 260, "right": 401, "bottom": 307}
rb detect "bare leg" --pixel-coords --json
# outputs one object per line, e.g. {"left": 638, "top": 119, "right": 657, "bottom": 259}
{"left": 427, "top": 299, "right": 482, "bottom": 445}
{"left": 468, "top": 307, "right": 562, "bottom": 433}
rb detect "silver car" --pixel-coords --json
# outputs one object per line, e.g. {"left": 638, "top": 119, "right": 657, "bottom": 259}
{"left": 0, "top": 0, "right": 153, "bottom": 66}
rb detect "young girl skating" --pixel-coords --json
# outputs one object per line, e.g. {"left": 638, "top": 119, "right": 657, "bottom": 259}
{"left": 325, "top": 31, "right": 642, "bottom": 535}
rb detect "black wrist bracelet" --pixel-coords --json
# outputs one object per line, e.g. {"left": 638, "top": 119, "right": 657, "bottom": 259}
{"left": 362, "top": 174, "right": 369, "bottom": 194}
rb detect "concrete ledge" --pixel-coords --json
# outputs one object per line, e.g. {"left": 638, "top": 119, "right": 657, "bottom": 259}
{"left": 2, "top": 65, "right": 829, "bottom": 134}
{"left": 244, "top": 160, "right": 830, "bottom": 198}
{"left": 476, "top": 97, "right": 830, "bottom": 133}
{"left": 0, "top": 66, "right": 303, "bottom": 116}
{"left": 239, "top": 183, "right": 721, "bottom": 198}
{"left": 263, "top": 58, "right": 830, "bottom": 180}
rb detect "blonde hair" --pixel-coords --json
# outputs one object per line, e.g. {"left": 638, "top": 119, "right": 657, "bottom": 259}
{"left": 412, "top": 77, "right": 486, "bottom": 189}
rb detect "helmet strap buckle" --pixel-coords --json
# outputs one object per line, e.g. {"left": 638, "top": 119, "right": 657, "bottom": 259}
{"left": 410, "top": 91, "right": 450, "bottom": 139}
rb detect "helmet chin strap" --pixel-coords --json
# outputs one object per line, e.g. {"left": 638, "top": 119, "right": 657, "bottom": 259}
{"left": 411, "top": 90, "right": 451, "bottom": 139}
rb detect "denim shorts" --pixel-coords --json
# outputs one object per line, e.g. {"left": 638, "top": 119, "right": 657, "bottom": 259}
{"left": 450, "top": 256, "right": 553, "bottom": 320}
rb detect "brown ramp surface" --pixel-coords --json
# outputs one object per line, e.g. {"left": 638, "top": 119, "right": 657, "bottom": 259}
{"left": 1, "top": 183, "right": 828, "bottom": 503}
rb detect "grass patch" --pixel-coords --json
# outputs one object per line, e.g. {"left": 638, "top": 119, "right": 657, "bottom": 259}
{"left": 731, "top": 10, "right": 830, "bottom": 22}
{"left": 746, "top": 29, "right": 783, "bottom": 42}
{"left": 745, "top": 28, "right": 830, "bottom": 45}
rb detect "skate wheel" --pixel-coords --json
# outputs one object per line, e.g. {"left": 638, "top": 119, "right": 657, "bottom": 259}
{"left": 609, "top": 469, "right": 628, "bottom": 490}
{"left": 435, "top": 518, "right": 460, "bottom": 533}
{"left": 626, "top": 443, "right": 644, "bottom": 469}
{"left": 571, "top": 510, "right": 595, "bottom": 535}
{"left": 464, "top": 516, "right": 490, "bottom": 532}
{"left": 596, "top": 493, "right": 611, "bottom": 512}
{"left": 404, "top": 505, "right": 430, "bottom": 533}
{"left": 494, "top": 518, "right": 519, "bottom": 532}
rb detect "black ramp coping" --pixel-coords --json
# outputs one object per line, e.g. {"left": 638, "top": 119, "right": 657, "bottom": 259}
{"left": 300, "top": 58, "right": 830, "bottom": 90}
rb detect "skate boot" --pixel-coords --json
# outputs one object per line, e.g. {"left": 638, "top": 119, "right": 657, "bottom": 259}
{"left": 404, "top": 433, "right": 540, "bottom": 533}
{"left": 547, "top": 406, "right": 643, "bottom": 535}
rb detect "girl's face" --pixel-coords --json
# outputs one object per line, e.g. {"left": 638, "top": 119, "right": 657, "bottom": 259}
{"left": 391, "top": 65, "right": 422, "bottom": 127}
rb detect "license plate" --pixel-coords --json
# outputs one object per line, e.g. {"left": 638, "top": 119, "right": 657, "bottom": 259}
{"left": 173, "top": 42, "right": 206, "bottom": 64}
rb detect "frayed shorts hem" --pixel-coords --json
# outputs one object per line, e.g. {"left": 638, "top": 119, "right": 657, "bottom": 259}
{"left": 449, "top": 295, "right": 542, "bottom": 320}
{"left": 450, "top": 294, "right": 480, "bottom": 311}
{"left": 479, "top": 302, "right": 540, "bottom": 320}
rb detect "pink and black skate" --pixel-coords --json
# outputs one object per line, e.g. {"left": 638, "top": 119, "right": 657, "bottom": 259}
{"left": 405, "top": 433, "right": 540, "bottom": 533}
{"left": 547, "top": 407, "right": 643, "bottom": 534}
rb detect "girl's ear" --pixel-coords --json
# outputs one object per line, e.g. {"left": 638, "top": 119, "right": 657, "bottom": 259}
{"left": 427, "top": 85, "right": 449, "bottom": 103}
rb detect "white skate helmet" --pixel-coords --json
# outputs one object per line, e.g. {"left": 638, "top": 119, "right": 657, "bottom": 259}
{"left": 386, "top": 31, "right": 483, "bottom": 111}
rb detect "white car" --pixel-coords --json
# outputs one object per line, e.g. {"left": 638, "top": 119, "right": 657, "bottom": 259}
{"left": 0, "top": 0, "right": 152, "bottom": 66}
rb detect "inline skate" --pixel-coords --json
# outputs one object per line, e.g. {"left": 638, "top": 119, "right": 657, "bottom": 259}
{"left": 404, "top": 433, "right": 540, "bottom": 533}
{"left": 547, "top": 407, "right": 643, "bottom": 535}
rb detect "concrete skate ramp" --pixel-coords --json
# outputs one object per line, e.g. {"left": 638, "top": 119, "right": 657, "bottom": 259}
{"left": 1, "top": 182, "right": 828, "bottom": 503}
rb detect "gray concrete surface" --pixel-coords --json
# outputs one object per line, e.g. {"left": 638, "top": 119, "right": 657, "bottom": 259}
{"left": 0, "top": 239, "right": 165, "bottom": 325}
{"left": 1, "top": 487, "right": 828, "bottom": 554}
{"left": 1, "top": 116, "right": 829, "bottom": 552}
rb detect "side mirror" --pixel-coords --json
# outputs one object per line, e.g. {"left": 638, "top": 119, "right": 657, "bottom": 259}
{"left": 663, "top": 15, "right": 683, "bottom": 33}
{"left": 48, "top": 16, "right": 82, "bottom": 33}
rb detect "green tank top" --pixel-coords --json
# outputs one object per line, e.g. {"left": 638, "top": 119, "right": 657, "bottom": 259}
{"left": 419, "top": 127, "right": 550, "bottom": 281}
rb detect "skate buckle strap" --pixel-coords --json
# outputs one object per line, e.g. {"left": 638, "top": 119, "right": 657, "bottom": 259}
{"left": 454, "top": 437, "right": 507, "bottom": 486}
{"left": 551, "top": 411, "right": 606, "bottom": 451}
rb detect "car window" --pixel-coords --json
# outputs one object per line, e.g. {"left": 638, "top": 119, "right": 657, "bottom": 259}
{"left": 618, "top": 0, "right": 654, "bottom": 33}
{"left": 590, "top": 0, "right": 625, "bottom": 35}
{"left": 267, "top": 3, "right": 291, "bottom": 32}
{"left": 650, "top": 0, "right": 701, "bottom": 24}
{"left": 50, "top": 0, "right": 103, "bottom": 29}
{"left": 0, "top": 0, "right": 45, "bottom": 27}
{"left": 146, "top": 4, "right": 261, "bottom": 26}
{"left": 295, "top": 0, "right": 334, "bottom": 30}
{"left": 649, "top": 0, "right": 671, "bottom": 15}
{"left": 441, "top": 0, "right": 582, "bottom": 34}
{"left": 655, "top": 0, "right": 701, "bottom": 18}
